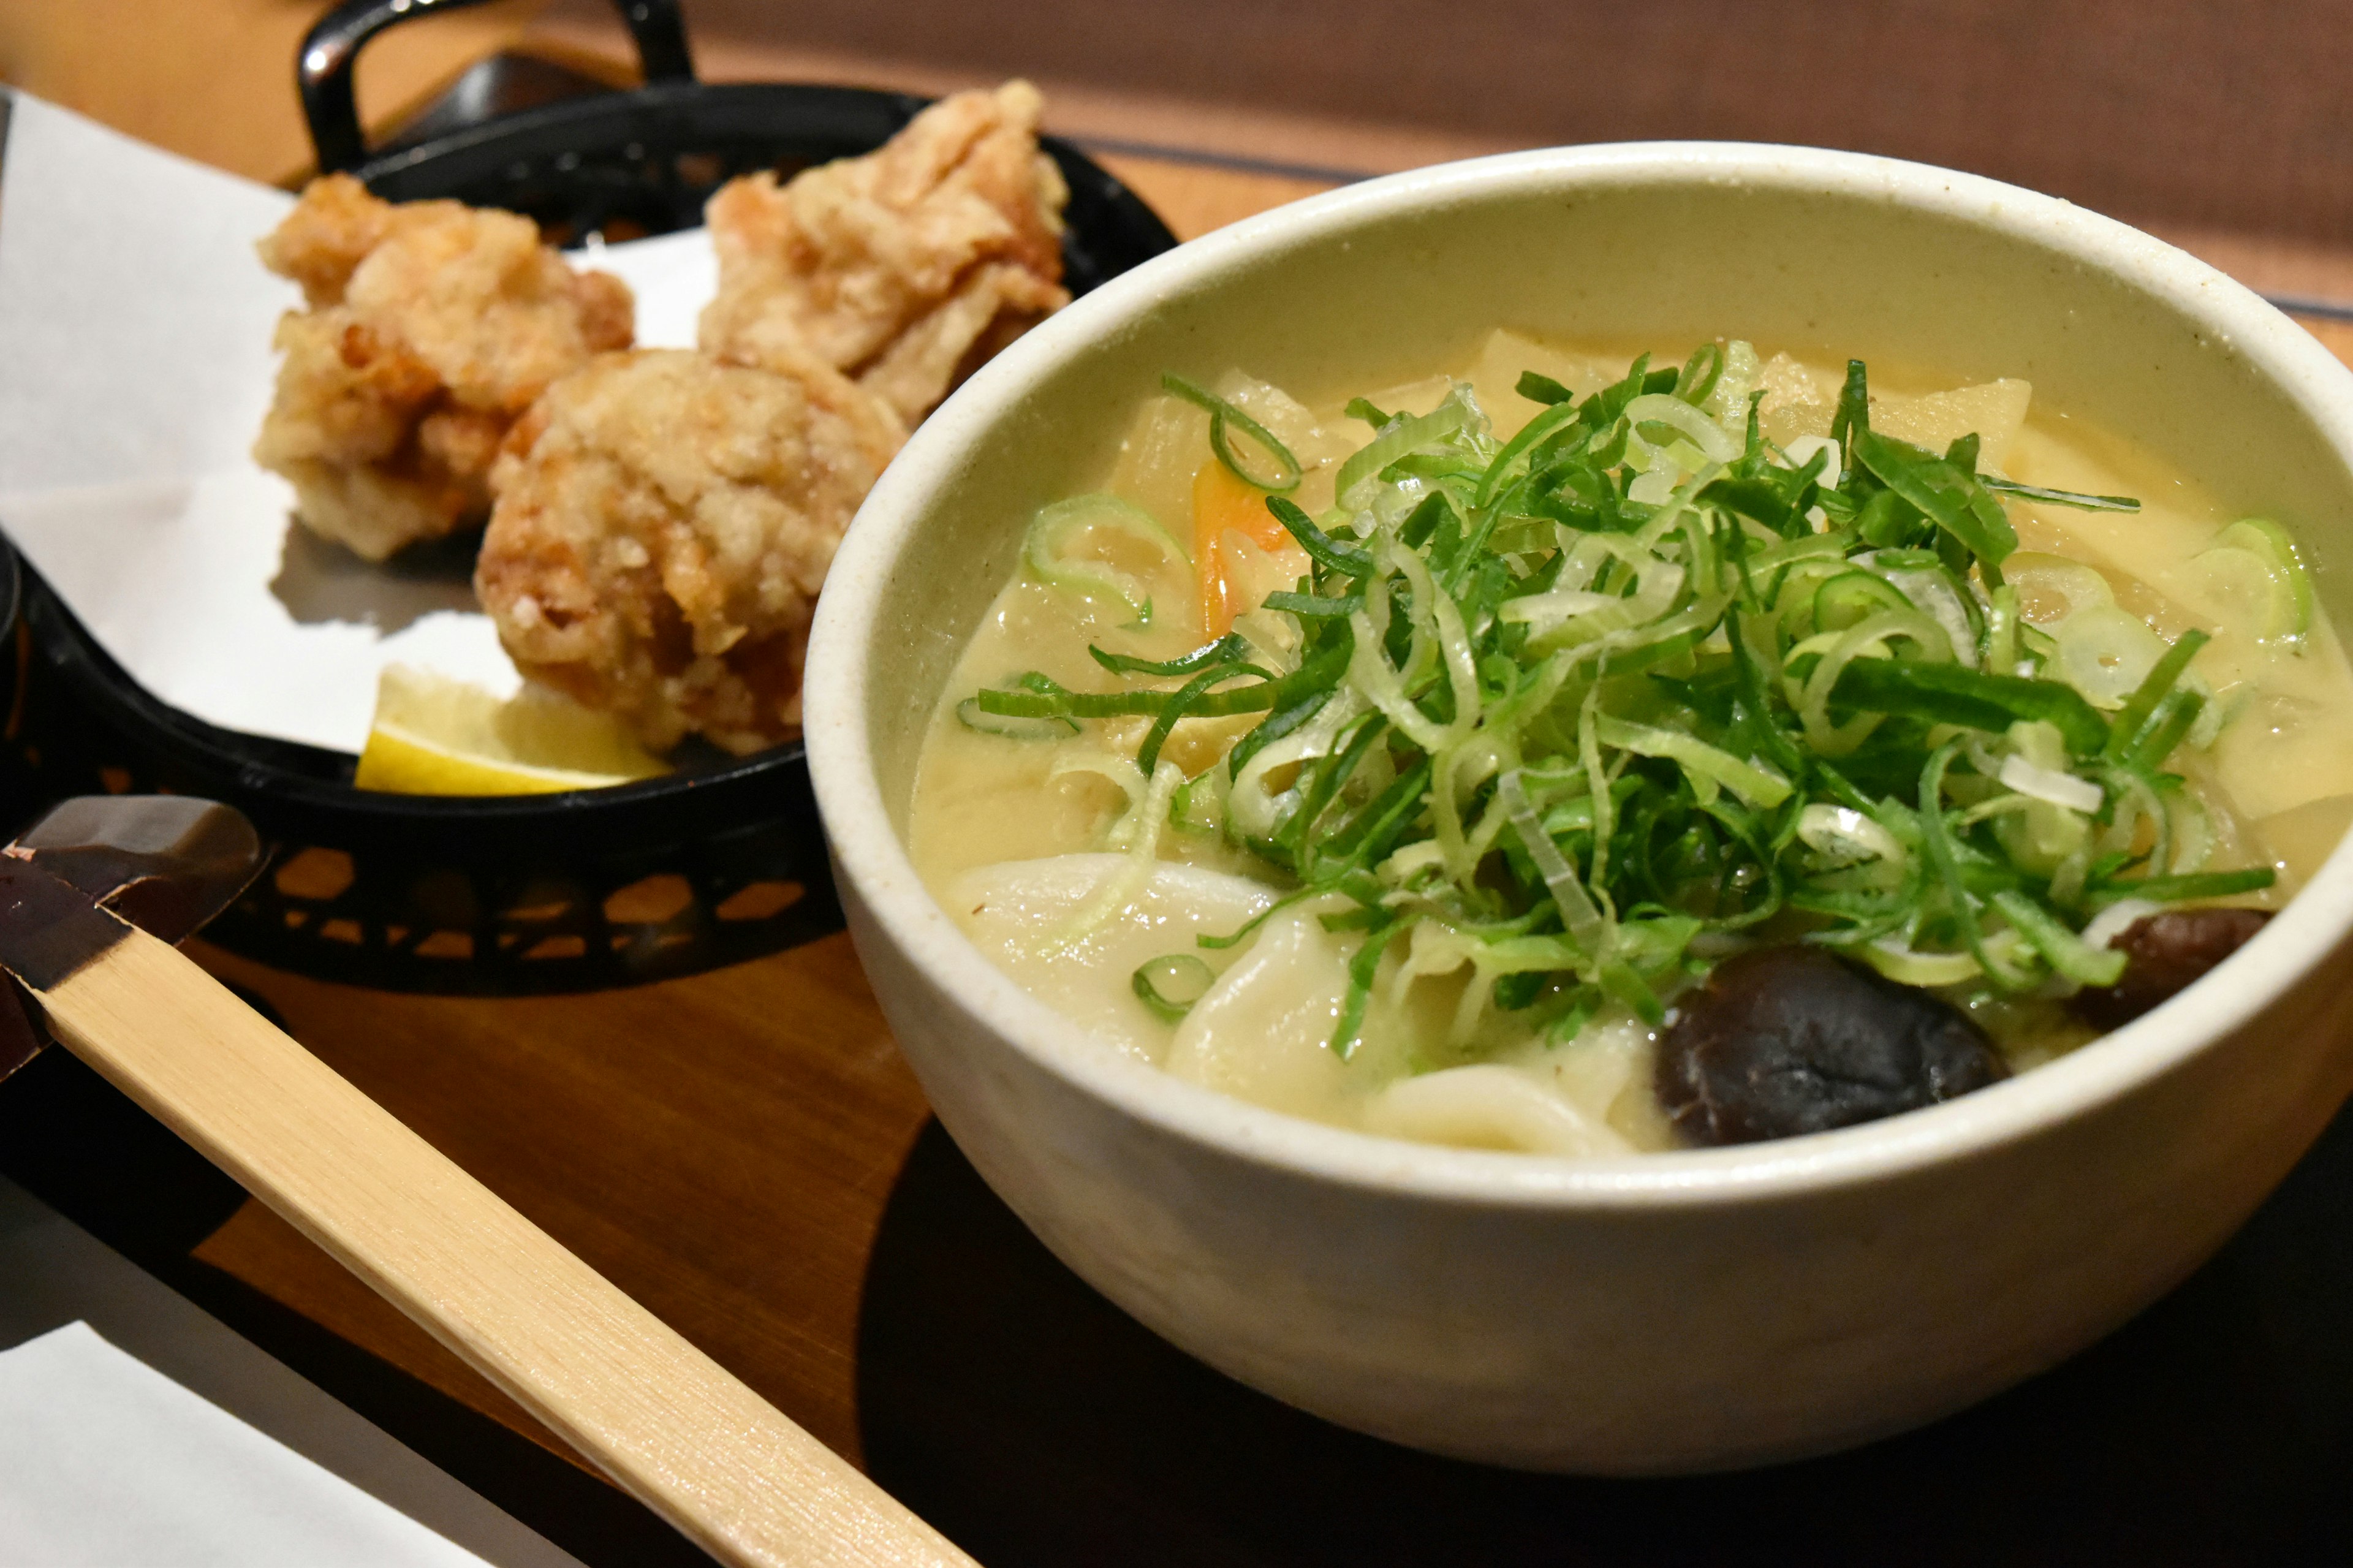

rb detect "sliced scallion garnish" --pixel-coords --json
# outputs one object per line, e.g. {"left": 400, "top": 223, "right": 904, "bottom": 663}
{"left": 970, "top": 346, "right": 2280, "bottom": 1048}
{"left": 1132, "top": 953, "right": 1216, "bottom": 1022}
{"left": 1162, "top": 373, "right": 1303, "bottom": 493}
{"left": 1979, "top": 476, "right": 2143, "bottom": 512}
{"left": 955, "top": 698, "right": 1078, "bottom": 740}
{"left": 1022, "top": 493, "right": 1188, "bottom": 626}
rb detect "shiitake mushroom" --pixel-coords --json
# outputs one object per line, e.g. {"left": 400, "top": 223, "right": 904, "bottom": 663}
{"left": 1658, "top": 909, "right": 2270, "bottom": 1146}
{"left": 1656, "top": 946, "right": 2007, "bottom": 1147}
{"left": 2070, "top": 907, "right": 2271, "bottom": 1030}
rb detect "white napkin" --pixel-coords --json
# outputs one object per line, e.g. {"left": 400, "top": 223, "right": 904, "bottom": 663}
{"left": 0, "top": 91, "right": 715, "bottom": 754}
{"left": 0, "top": 1322, "right": 508, "bottom": 1566}
{"left": 0, "top": 1176, "right": 583, "bottom": 1567}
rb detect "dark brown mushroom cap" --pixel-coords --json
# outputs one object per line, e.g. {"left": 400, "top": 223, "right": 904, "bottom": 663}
{"left": 2070, "top": 907, "right": 2272, "bottom": 1031}
{"left": 1657, "top": 946, "right": 2009, "bottom": 1147}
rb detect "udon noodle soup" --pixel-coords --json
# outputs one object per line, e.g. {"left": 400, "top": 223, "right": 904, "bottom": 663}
{"left": 907, "top": 333, "right": 2353, "bottom": 1156}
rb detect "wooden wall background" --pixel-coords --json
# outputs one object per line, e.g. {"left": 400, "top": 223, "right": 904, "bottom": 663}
{"left": 7, "top": 0, "right": 2349, "bottom": 260}
{"left": 549, "top": 0, "right": 2353, "bottom": 244}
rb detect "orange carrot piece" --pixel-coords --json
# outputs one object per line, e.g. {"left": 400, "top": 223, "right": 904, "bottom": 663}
{"left": 1192, "top": 461, "right": 1302, "bottom": 635}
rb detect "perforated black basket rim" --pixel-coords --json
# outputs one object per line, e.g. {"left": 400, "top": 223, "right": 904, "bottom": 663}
{"left": 353, "top": 80, "right": 1172, "bottom": 257}
{"left": 17, "top": 566, "right": 805, "bottom": 860}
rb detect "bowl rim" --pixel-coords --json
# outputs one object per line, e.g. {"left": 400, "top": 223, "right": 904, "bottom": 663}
{"left": 807, "top": 139, "right": 2353, "bottom": 1211}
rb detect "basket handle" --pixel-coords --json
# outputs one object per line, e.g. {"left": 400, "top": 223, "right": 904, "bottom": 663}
{"left": 297, "top": 0, "right": 695, "bottom": 175}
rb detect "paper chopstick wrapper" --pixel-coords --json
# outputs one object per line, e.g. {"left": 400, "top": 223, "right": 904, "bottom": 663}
{"left": 0, "top": 92, "right": 713, "bottom": 754}
{"left": 0, "top": 1321, "right": 501, "bottom": 1565}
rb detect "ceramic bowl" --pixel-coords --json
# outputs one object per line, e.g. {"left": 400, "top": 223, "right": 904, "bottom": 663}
{"left": 804, "top": 143, "right": 2353, "bottom": 1473}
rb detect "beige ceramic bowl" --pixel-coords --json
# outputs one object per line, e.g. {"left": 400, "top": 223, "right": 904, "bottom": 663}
{"left": 805, "top": 143, "right": 2353, "bottom": 1473}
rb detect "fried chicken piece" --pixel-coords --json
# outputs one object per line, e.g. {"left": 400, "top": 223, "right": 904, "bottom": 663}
{"left": 476, "top": 349, "right": 905, "bottom": 754}
{"left": 698, "top": 80, "right": 1070, "bottom": 426}
{"left": 253, "top": 175, "right": 634, "bottom": 561}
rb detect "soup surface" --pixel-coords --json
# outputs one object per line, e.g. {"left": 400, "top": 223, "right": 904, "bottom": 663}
{"left": 907, "top": 333, "right": 2353, "bottom": 1156}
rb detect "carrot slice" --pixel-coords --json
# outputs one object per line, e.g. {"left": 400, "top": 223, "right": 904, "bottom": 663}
{"left": 1192, "top": 461, "right": 1303, "bottom": 635}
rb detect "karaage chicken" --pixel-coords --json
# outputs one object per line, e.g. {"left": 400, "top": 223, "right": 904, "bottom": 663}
{"left": 253, "top": 175, "right": 633, "bottom": 561}
{"left": 474, "top": 348, "right": 904, "bottom": 754}
{"left": 697, "top": 80, "right": 1070, "bottom": 425}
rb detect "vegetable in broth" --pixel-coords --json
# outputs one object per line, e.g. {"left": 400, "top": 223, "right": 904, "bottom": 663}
{"left": 909, "top": 336, "right": 2350, "bottom": 1156}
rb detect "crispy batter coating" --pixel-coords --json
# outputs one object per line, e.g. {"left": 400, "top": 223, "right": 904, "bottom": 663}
{"left": 476, "top": 349, "right": 904, "bottom": 754}
{"left": 252, "top": 175, "right": 634, "bottom": 560}
{"left": 698, "top": 80, "right": 1070, "bottom": 425}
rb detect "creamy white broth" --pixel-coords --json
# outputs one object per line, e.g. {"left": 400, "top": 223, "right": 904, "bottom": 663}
{"left": 907, "top": 332, "right": 2353, "bottom": 1156}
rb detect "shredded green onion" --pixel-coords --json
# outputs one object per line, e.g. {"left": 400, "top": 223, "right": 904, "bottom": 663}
{"left": 1132, "top": 953, "right": 1216, "bottom": 1022}
{"left": 1023, "top": 494, "right": 1188, "bottom": 626}
{"left": 969, "top": 346, "right": 2280, "bottom": 1053}
{"left": 1161, "top": 373, "right": 1303, "bottom": 493}
{"left": 1833, "top": 656, "right": 2110, "bottom": 754}
{"left": 1335, "top": 392, "right": 1477, "bottom": 504}
{"left": 1979, "top": 476, "right": 2142, "bottom": 512}
{"left": 955, "top": 698, "right": 1078, "bottom": 740}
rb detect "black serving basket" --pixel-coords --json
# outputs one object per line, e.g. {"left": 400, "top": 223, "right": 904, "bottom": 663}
{"left": 0, "top": 0, "right": 1176, "bottom": 994}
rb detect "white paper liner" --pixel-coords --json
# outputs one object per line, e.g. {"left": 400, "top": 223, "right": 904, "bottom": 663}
{"left": 0, "top": 92, "right": 716, "bottom": 754}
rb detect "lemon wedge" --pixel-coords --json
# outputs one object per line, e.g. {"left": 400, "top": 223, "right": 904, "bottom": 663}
{"left": 354, "top": 665, "right": 668, "bottom": 795}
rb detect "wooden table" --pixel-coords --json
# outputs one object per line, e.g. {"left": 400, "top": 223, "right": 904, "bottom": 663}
{"left": 6, "top": 10, "right": 2353, "bottom": 1564}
